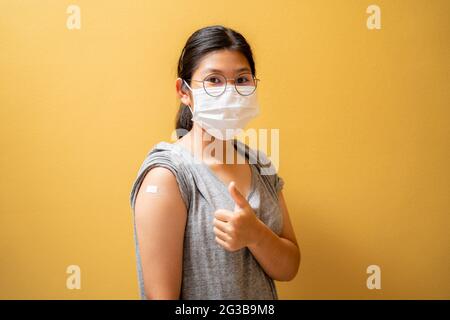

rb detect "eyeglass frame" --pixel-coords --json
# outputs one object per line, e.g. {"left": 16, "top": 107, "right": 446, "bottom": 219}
{"left": 183, "top": 72, "right": 260, "bottom": 97}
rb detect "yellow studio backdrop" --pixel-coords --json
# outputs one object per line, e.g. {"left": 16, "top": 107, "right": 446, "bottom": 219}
{"left": 0, "top": 0, "right": 449, "bottom": 299}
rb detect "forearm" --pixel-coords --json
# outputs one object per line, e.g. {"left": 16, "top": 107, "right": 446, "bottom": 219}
{"left": 247, "top": 219, "right": 300, "bottom": 281}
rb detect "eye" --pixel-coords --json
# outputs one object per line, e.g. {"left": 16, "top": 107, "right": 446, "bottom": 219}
{"left": 205, "top": 76, "right": 224, "bottom": 85}
{"left": 237, "top": 73, "right": 256, "bottom": 86}
{"left": 236, "top": 76, "right": 250, "bottom": 84}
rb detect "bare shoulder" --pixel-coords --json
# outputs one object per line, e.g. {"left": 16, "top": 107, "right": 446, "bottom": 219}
{"left": 134, "top": 166, "right": 187, "bottom": 220}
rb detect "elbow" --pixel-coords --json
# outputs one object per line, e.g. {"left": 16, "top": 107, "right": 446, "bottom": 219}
{"left": 276, "top": 264, "right": 300, "bottom": 282}
{"left": 145, "top": 293, "right": 180, "bottom": 300}
{"left": 145, "top": 288, "right": 181, "bottom": 300}
{"left": 274, "top": 247, "right": 301, "bottom": 282}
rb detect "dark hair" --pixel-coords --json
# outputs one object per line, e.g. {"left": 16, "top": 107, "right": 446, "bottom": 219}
{"left": 175, "top": 25, "right": 256, "bottom": 139}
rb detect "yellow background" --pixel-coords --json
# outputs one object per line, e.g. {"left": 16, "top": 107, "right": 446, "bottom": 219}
{"left": 0, "top": 0, "right": 449, "bottom": 299}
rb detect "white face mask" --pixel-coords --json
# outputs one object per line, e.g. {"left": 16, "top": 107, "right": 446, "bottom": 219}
{"left": 183, "top": 80, "right": 260, "bottom": 140}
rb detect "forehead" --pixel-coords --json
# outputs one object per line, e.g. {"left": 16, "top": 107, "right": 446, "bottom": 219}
{"left": 194, "top": 49, "right": 251, "bottom": 76}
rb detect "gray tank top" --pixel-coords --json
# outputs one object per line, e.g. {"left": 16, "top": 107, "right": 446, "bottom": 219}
{"left": 129, "top": 139, "right": 285, "bottom": 299}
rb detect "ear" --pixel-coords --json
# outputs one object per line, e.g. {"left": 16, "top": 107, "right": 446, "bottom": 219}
{"left": 176, "top": 77, "right": 191, "bottom": 107}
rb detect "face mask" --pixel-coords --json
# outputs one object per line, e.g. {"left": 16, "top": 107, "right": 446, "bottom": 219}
{"left": 183, "top": 80, "right": 260, "bottom": 140}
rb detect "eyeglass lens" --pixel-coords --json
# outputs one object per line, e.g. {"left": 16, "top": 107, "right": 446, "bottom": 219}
{"left": 202, "top": 73, "right": 257, "bottom": 96}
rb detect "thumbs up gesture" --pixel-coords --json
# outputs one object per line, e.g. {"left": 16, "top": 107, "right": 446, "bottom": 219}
{"left": 213, "top": 181, "right": 263, "bottom": 252}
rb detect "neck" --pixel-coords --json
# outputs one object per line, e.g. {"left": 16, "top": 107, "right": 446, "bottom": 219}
{"left": 186, "top": 124, "right": 236, "bottom": 165}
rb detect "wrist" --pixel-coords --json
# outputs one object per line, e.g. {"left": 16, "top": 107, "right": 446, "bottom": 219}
{"left": 249, "top": 218, "right": 267, "bottom": 248}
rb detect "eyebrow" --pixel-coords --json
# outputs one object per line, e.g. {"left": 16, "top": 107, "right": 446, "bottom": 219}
{"left": 202, "top": 67, "right": 251, "bottom": 75}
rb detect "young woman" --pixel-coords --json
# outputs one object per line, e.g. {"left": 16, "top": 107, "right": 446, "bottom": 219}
{"left": 130, "top": 25, "right": 300, "bottom": 300}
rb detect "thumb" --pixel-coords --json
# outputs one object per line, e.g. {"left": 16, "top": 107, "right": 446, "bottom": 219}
{"left": 228, "top": 181, "right": 249, "bottom": 212}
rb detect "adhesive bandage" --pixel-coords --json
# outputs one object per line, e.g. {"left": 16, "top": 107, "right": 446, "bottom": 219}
{"left": 145, "top": 185, "right": 158, "bottom": 193}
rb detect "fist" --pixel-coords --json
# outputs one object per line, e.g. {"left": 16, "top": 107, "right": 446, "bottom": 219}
{"left": 213, "top": 181, "right": 263, "bottom": 252}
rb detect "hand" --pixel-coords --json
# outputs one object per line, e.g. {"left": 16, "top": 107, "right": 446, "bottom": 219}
{"left": 213, "top": 181, "right": 263, "bottom": 252}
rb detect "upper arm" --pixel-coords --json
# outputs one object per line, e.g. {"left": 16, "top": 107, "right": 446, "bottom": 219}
{"left": 134, "top": 166, "right": 187, "bottom": 299}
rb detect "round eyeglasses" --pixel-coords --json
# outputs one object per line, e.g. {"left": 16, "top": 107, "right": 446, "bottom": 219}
{"left": 184, "top": 73, "right": 260, "bottom": 97}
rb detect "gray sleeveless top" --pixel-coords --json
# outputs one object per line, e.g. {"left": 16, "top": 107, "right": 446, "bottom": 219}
{"left": 129, "top": 139, "right": 285, "bottom": 300}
